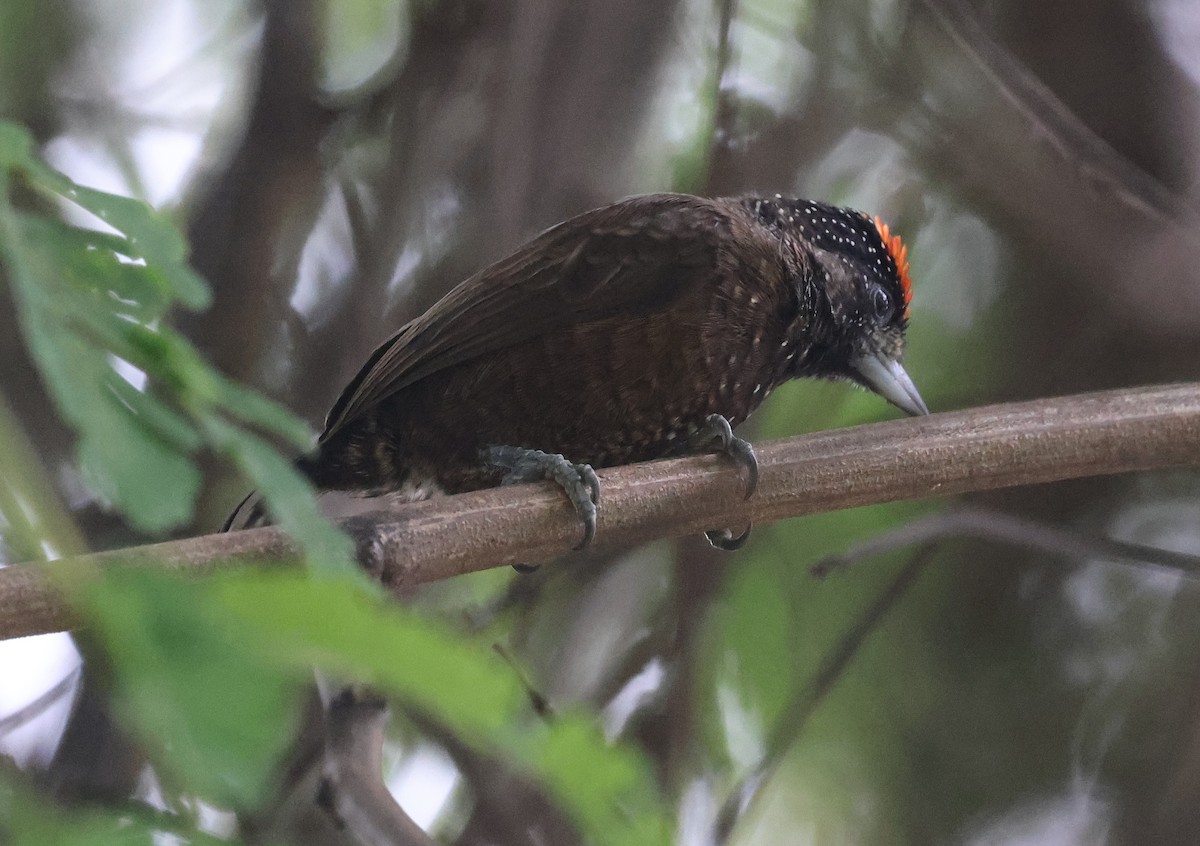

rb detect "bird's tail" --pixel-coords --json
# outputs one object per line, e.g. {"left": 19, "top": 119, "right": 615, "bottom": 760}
{"left": 222, "top": 453, "right": 325, "bottom": 532}
{"left": 221, "top": 489, "right": 268, "bottom": 532}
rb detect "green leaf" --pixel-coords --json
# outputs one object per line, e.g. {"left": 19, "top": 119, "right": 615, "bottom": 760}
{"left": 0, "top": 120, "right": 344, "bottom": 563}
{"left": 73, "top": 568, "right": 305, "bottom": 809}
{"left": 532, "top": 715, "right": 670, "bottom": 845}
{"left": 5, "top": 277, "right": 200, "bottom": 528}
{"left": 15, "top": 161, "right": 211, "bottom": 311}
{"left": 200, "top": 414, "right": 359, "bottom": 581}
{"left": 64, "top": 184, "right": 210, "bottom": 310}
{"left": 0, "top": 776, "right": 166, "bottom": 846}
{"left": 107, "top": 376, "right": 204, "bottom": 454}
{"left": 66, "top": 564, "right": 671, "bottom": 842}
{"left": 0, "top": 118, "right": 34, "bottom": 169}
{"left": 16, "top": 213, "right": 174, "bottom": 317}
{"left": 214, "top": 375, "right": 316, "bottom": 452}
{"left": 220, "top": 571, "right": 524, "bottom": 732}
{"left": 77, "top": 407, "right": 201, "bottom": 531}
{"left": 3, "top": 192, "right": 199, "bottom": 530}
{"left": 2, "top": 132, "right": 666, "bottom": 838}
{"left": 216, "top": 571, "right": 672, "bottom": 845}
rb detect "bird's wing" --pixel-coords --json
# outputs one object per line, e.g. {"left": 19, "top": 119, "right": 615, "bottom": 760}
{"left": 321, "top": 193, "right": 738, "bottom": 441}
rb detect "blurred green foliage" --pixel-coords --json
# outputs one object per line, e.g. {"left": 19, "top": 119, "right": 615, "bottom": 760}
{"left": 0, "top": 773, "right": 187, "bottom": 846}
{"left": 3, "top": 0, "right": 1200, "bottom": 840}
{"left": 0, "top": 119, "right": 354, "bottom": 576}
{"left": 66, "top": 567, "right": 672, "bottom": 841}
{"left": 0, "top": 117, "right": 672, "bottom": 843}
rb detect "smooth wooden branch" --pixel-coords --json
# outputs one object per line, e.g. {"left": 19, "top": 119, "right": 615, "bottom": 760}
{"left": 3, "top": 383, "right": 1200, "bottom": 640}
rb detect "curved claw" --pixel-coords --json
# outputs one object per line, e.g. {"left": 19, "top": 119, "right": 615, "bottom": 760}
{"left": 696, "top": 413, "right": 758, "bottom": 499}
{"left": 580, "top": 463, "right": 601, "bottom": 507}
{"left": 574, "top": 492, "right": 597, "bottom": 550}
{"left": 705, "top": 523, "right": 753, "bottom": 551}
{"left": 727, "top": 437, "right": 758, "bottom": 499}
{"left": 485, "top": 445, "right": 600, "bottom": 555}
{"left": 702, "top": 412, "right": 735, "bottom": 444}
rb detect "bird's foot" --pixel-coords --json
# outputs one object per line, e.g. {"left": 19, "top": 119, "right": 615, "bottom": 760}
{"left": 704, "top": 526, "right": 753, "bottom": 551}
{"left": 485, "top": 446, "right": 601, "bottom": 569}
{"left": 691, "top": 413, "right": 757, "bottom": 551}
{"left": 691, "top": 413, "right": 759, "bottom": 496}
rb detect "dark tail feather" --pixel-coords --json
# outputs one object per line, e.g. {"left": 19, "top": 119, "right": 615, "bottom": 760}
{"left": 222, "top": 490, "right": 268, "bottom": 532}
{"left": 222, "top": 453, "right": 323, "bottom": 532}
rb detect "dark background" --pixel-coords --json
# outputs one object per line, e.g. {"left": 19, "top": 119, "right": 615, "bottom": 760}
{"left": 3, "top": 0, "right": 1200, "bottom": 842}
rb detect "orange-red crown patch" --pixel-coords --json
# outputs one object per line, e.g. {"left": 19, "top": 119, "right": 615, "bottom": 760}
{"left": 873, "top": 216, "right": 912, "bottom": 313}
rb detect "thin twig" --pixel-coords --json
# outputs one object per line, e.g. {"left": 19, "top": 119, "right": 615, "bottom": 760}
{"left": 320, "top": 692, "right": 439, "bottom": 846}
{"left": 0, "top": 666, "right": 80, "bottom": 737}
{"left": 811, "top": 506, "right": 1200, "bottom": 578}
{"left": 3, "top": 383, "right": 1200, "bottom": 640}
{"left": 716, "top": 544, "right": 937, "bottom": 844}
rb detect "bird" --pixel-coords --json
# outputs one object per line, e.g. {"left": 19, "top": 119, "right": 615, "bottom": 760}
{"left": 227, "top": 192, "right": 927, "bottom": 552}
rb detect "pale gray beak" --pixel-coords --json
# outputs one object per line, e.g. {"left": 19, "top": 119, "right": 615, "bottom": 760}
{"left": 851, "top": 352, "right": 929, "bottom": 416}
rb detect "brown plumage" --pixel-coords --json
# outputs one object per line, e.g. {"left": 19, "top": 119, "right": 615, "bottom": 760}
{"left": 229, "top": 193, "right": 926, "bottom": 542}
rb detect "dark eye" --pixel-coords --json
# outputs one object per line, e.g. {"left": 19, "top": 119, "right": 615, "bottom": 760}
{"left": 870, "top": 285, "right": 894, "bottom": 323}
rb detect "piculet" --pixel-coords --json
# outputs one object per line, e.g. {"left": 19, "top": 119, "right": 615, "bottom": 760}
{"left": 227, "top": 193, "right": 927, "bottom": 553}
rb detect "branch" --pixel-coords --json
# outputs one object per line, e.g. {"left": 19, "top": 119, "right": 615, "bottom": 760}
{"left": 811, "top": 505, "right": 1200, "bottom": 577}
{"left": 4, "top": 383, "right": 1200, "bottom": 640}
{"left": 716, "top": 543, "right": 939, "bottom": 844}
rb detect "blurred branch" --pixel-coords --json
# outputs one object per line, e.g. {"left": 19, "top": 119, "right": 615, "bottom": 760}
{"left": 4, "top": 382, "right": 1200, "bottom": 640}
{"left": 661, "top": 539, "right": 731, "bottom": 790}
{"left": 401, "top": 704, "right": 582, "bottom": 846}
{"left": 916, "top": 0, "right": 1196, "bottom": 224}
{"left": 703, "top": 0, "right": 738, "bottom": 183}
{"left": 715, "top": 543, "right": 939, "bottom": 844}
{"left": 320, "top": 693, "right": 439, "bottom": 846}
{"left": 0, "top": 666, "right": 78, "bottom": 737}
{"left": 812, "top": 505, "right": 1200, "bottom": 577}
{"left": 298, "top": 0, "right": 684, "bottom": 415}
{"left": 907, "top": 0, "right": 1200, "bottom": 339}
{"left": 716, "top": 498, "right": 1200, "bottom": 839}
{"left": 180, "top": 0, "right": 330, "bottom": 383}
